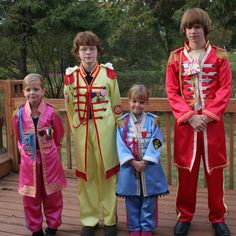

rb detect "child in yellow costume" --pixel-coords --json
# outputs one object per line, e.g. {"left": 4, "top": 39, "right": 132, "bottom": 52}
{"left": 64, "top": 31, "right": 122, "bottom": 236}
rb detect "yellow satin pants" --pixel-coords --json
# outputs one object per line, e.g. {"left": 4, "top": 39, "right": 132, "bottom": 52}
{"left": 77, "top": 120, "right": 117, "bottom": 226}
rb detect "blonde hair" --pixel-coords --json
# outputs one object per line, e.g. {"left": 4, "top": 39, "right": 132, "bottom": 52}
{"left": 23, "top": 73, "right": 45, "bottom": 90}
{"left": 71, "top": 31, "right": 101, "bottom": 59}
{"left": 180, "top": 8, "right": 211, "bottom": 36}
{"left": 128, "top": 84, "right": 150, "bottom": 102}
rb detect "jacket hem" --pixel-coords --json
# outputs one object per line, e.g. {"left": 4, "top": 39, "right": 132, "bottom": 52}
{"left": 116, "top": 191, "right": 169, "bottom": 199}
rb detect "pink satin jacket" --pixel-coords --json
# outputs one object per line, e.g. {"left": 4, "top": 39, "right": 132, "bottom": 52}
{"left": 13, "top": 100, "right": 67, "bottom": 197}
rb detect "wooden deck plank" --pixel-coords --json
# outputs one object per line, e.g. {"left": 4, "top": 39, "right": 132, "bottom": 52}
{"left": 0, "top": 174, "right": 235, "bottom": 236}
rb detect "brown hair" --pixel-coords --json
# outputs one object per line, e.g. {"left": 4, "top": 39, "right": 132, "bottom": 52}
{"left": 128, "top": 84, "right": 150, "bottom": 102}
{"left": 71, "top": 31, "right": 102, "bottom": 58}
{"left": 23, "top": 73, "right": 45, "bottom": 90}
{"left": 180, "top": 8, "right": 211, "bottom": 36}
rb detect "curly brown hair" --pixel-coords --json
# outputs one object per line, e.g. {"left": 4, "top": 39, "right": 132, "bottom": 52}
{"left": 71, "top": 31, "right": 102, "bottom": 59}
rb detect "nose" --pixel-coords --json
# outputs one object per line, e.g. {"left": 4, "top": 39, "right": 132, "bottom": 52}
{"left": 191, "top": 27, "right": 197, "bottom": 33}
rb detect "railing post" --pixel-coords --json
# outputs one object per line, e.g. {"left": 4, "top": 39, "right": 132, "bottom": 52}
{"left": 165, "top": 112, "right": 172, "bottom": 185}
{"left": 5, "top": 80, "right": 18, "bottom": 171}
{"left": 229, "top": 113, "right": 234, "bottom": 189}
{"left": 65, "top": 115, "right": 72, "bottom": 170}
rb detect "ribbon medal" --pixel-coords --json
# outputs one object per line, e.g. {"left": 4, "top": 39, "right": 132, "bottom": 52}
{"left": 97, "top": 89, "right": 106, "bottom": 102}
{"left": 183, "top": 59, "right": 200, "bottom": 76}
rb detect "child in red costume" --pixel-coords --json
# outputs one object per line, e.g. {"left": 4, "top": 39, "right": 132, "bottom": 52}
{"left": 166, "top": 8, "right": 231, "bottom": 236}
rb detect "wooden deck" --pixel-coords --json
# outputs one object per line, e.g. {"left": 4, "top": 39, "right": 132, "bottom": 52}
{"left": 0, "top": 174, "right": 236, "bottom": 236}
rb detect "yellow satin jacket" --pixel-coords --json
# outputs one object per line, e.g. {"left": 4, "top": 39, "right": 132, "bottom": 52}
{"left": 64, "top": 63, "right": 122, "bottom": 180}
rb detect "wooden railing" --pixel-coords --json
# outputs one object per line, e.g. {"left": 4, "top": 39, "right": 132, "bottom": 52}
{"left": 1, "top": 80, "right": 236, "bottom": 189}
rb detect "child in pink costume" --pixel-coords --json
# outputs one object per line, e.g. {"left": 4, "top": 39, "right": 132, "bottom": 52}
{"left": 13, "top": 73, "right": 67, "bottom": 236}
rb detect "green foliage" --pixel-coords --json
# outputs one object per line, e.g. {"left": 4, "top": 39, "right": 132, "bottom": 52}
{"left": 107, "top": 1, "right": 166, "bottom": 70}
{"left": 0, "top": 0, "right": 111, "bottom": 97}
{"left": 0, "top": 0, "right": 235, "bottom": 98}
{"left": 117, "top": 67, "right": 166, "bottom": 97}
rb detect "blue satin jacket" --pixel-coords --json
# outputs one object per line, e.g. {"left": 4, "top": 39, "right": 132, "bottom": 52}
{"left": 116, "top": 112, "right": 169, "bottom": 198}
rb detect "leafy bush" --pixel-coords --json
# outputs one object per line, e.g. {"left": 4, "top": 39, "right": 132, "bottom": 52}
{"left": 117, "top": 69, "right": 166, "bottom": 97}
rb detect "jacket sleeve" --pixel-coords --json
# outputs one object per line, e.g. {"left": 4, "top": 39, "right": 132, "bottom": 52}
{"left": 64, "top": 73, "right": 75, "bottom": 133}
{"left": 52, "top": 110, "right": 65, "bottom": 147}
{"left": 107, "top": 68, "right": 122, "bottom": 122}
{"left": 116, "top": 123, "right": 134, "bottom": 166}
{"left": 143, "top": 117, "right": 163, "bottom": 164}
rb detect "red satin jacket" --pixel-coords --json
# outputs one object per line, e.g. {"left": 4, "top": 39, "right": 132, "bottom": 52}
{"left": 166, "top": 41, "right": 232, "bottom": 173}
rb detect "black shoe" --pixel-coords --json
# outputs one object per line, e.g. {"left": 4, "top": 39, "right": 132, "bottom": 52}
{"left": 81, "top": 223, "right": 99, "bottom": 236}
{"left": 174, "top": 221, "right": 191, "bottom": 236}
{"left": 32, "top": 229, "right": 44, "bottom": 236}
{"left": 212, "top": 222, "right": 230, "bottom": 236}
{"left": 45, "top": 227, "right": 57, "bottom": 236}
{"left": 104, "top": 224, "right": 117, "bottom": 236}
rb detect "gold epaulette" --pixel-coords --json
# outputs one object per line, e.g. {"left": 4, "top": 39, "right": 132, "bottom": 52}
{"left": 154, "top": 116, "right": 160, "bottom": 127}
{"left": 168, "top": 47, "right": 183, "bottom": 63}
{"left": 116, "top": 119, "right": 125, "bottom": 128}
{"left": 216, "top": 47, "right": 228, "bottom": 60}
{"left": 147, "top": 112, "right": 161, "bottom": 127}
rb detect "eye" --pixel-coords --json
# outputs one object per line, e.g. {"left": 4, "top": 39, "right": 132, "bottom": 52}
{"left": 79, "top": 47, "right": 87, "bottom": 52}
{"left": 89, "top": 47, "right": 96, "bottom": 51}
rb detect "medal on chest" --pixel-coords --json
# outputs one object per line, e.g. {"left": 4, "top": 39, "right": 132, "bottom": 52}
{"left": 183, "top": 59, "right": 200, "bottom": 76}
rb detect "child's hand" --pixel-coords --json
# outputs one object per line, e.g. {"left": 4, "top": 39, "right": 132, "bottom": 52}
{"left": 130, "top": 160, "right": 147, "bottom": 172}
{"left": 188, "top": 114, "right": 208, "bottom": 132}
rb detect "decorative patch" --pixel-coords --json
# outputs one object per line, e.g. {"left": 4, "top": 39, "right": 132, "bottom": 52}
{"left": 23, "top": 144, "right": 31, "bottom": 151}
{"left": 114, "top": 105, "right": 122, "bottom": 115}
{"left": 153, "top": 138, "right": 162, "bottom": 149}
{"left": 141, "top": 128, "right": 148, "bottom": 138}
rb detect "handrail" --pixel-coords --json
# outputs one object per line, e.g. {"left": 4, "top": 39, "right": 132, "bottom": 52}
{"left": 0, "top": 80, "right": 235, "bottom": 189}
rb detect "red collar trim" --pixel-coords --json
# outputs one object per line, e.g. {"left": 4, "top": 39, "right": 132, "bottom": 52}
{"left": 79, "top": 63, "right": 100, "bottom": 77}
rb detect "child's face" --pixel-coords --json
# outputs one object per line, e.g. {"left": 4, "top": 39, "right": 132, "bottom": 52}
{"left": 129, "top": 97, "right": 146, "bottom": 118}
{"left": 77, "top": 45, "right": 98, "bottom": 68}
{"left": 23, "top": 79, "right": 45, "bottom": 107}
{"left": 185, "top": 24, "right": 205, "bottom": 45}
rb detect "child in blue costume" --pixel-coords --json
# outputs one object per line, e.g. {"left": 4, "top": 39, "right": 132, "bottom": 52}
{"left": 116, "top": 84, "right": 169, "bottom": 236}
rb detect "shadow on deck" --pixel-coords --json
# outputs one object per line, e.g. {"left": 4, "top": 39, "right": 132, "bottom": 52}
{"left": 0, "top": 174, "right": 235, "bottom": 236}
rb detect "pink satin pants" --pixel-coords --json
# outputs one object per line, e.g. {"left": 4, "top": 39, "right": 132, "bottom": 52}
{"left": 23, "top": 151, "right": 63, "bottom": 232}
